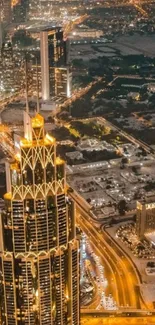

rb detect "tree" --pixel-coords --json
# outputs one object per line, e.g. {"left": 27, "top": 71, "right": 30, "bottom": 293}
{"left": 132, "top": 166, "right": 138, "bottom": 174}
{"left": 47, "top": 116, "right": 54, "bottom": 123}
{"left": 118, "top": 199, "right": 127, "bottom": 215}
{"left": 121, "top": 157, "right": 129, "bottom": 164}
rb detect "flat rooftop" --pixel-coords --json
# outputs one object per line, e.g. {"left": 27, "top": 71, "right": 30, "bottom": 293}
{"left": 67, "top": 158, "right": 155, "bottom": 220}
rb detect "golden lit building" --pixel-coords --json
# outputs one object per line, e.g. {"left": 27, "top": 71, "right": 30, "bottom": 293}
{"left": 0, "top": 112, "right": 80, "bottom": 325}
{"left": 136, "top": 200, "right": 155, "bottom": 240}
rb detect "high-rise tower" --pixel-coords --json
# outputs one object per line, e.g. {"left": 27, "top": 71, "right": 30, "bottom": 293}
{"left": 12, "top": 0, "right": 29, "bottom": 23}
{"left": 40, "top": 28, "right": 71, "bottom": 101}
{"left": 0, "top": 15, "right": 3, "bottom": 48}
{"left": 1, "top": 41, "right": 14, "bottom": 92}
{"left": 0, "top": 0, "right": 12, "bottom": 24}
{"left": 0, "top": 112, "right": 80, "bottom": 325}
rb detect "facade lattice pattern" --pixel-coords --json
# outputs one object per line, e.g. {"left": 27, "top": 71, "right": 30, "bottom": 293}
{"left": 0, "top": 113, "right": 80, "bottom": 325}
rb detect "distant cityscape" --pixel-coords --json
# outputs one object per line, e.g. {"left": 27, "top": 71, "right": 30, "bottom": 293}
{"left": 1, "top": 0, "right": 155, "bottom": 325}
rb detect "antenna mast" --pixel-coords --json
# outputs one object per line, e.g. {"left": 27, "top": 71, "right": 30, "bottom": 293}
{"left": 25, "top": 58, "right": 29, "bottom": 114}
{"left": 36, "top": 58, "right": 40, "bottom": 113}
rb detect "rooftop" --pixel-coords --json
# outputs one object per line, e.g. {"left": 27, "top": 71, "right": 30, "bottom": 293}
{"left": 31, "top": 114, "right": 44, "bottom": 128}
{"left": 20, "top": 133, "right": 55, "bottom": 148}
{"left": 145, "top": 232, "right": 155, "bottom": 245}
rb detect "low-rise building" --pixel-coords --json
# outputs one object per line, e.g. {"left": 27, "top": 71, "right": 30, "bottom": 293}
{"left": 77, "top": 138, "right": 115, "bottom": 152}
{"left": 66, "top": 151, "right": 83, "bottom": 162}
{"left": 70, "top": 28, "right": 103, "bottom": 39}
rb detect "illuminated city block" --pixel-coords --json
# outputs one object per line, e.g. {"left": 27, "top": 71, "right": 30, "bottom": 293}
{"left": 0, "top": 112, "right": 80, "bottom": 325}
{"left": 28, "top": 0, "right": 79, "bottom": 21}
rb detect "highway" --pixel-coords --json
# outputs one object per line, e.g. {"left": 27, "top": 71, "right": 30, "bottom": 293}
{"left": 68, "top": 189, "right": 151, "bottom": 311}
{"left": 81, "top": 315, "right": 155, "bottom": 325}
{"left": 70, "top": 187, "right": 142, "bottom": 308}
{"left": 77, "top": 209, "right": 139, "bottom": 309}
{"left": 84, "top": 227, "right": 119, "bottom": 307}
{"left": 83, "top": 263, "right": 101, "bottom": 309}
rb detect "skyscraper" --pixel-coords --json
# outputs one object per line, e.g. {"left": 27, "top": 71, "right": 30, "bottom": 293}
{"left": 54, "top": 67, "right": 72, "bottom": 98}
{"left": 0, "top": 15, "right": 3, "bottom": 48}
{"left": 1, "top": 41, "right": 14, "bottom": 92}
{"left": 0, "top": 0, "right": 12, "bottom": 24}
{"left": 12, "top": 0, "right": 29, "bottom": 23}
{"left": 0, "top": 112, "right": 80, "bottom": 325}
{"left": 136, "top": 199, "right": 155, "bottom": 239}
{"left": 40, "top": 28, "right": 71, "bottom": 101}
{"left": 40, "top": 30, "right": 50, "bottom": 100}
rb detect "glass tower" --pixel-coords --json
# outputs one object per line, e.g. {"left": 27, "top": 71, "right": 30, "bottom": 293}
{"left": 40, "top": 28, "right": 71, "bottom": 101}
{"left": 0, "top": 112, "right": 80, "bottom": 325}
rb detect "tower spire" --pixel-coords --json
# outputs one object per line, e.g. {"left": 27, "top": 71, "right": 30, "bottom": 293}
{"left": 36, "top": 57, "right": 40, "bottom": 113}
{"left": 25, "top": 59, "right": 29, "bottom": 114}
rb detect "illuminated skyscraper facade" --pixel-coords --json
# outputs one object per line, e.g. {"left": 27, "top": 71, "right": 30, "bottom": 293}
{"left": 12, "top": 0, "right": 29, "bottom": 23}
{"left": 136, "top": 200, "right": 155, "bottom": 239}
{"left": 0, "top": 16, "right": 3, "bottom": 48}
{"left": 0, "top": 0, "right": 12, "bottom": 24}
{"left": 40, "top": 28, "right": 71, "bottom": 100}
{"left": 54, "top": 67, "right": 72, "bottom": 98}
{"left": 1, "top": 41, "right": 14, "bottom": 92}
{"left": 0, "top": 113, "right": 80, "bottom": 325}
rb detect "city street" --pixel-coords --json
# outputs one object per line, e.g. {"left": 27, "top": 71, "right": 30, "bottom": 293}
{"left": 81, "top": 315, "right": 155, "bottom": 325}
{"left": 69, "top": 189, "right": 147, "bottom": 310}
{"left": 77, "top": 210, "right": 138, "bottom": 308}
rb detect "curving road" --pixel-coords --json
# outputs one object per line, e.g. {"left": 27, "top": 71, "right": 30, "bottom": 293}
{"left": 77, "top": 209, "right": 138, "bottom": 309}
{"left": 69, "top": 190, "right": 146, "bottom": 310}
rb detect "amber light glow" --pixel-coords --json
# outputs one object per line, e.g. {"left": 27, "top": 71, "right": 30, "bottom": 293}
{"left": 11, "top": 0, "right": 20, "bottom": 7}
